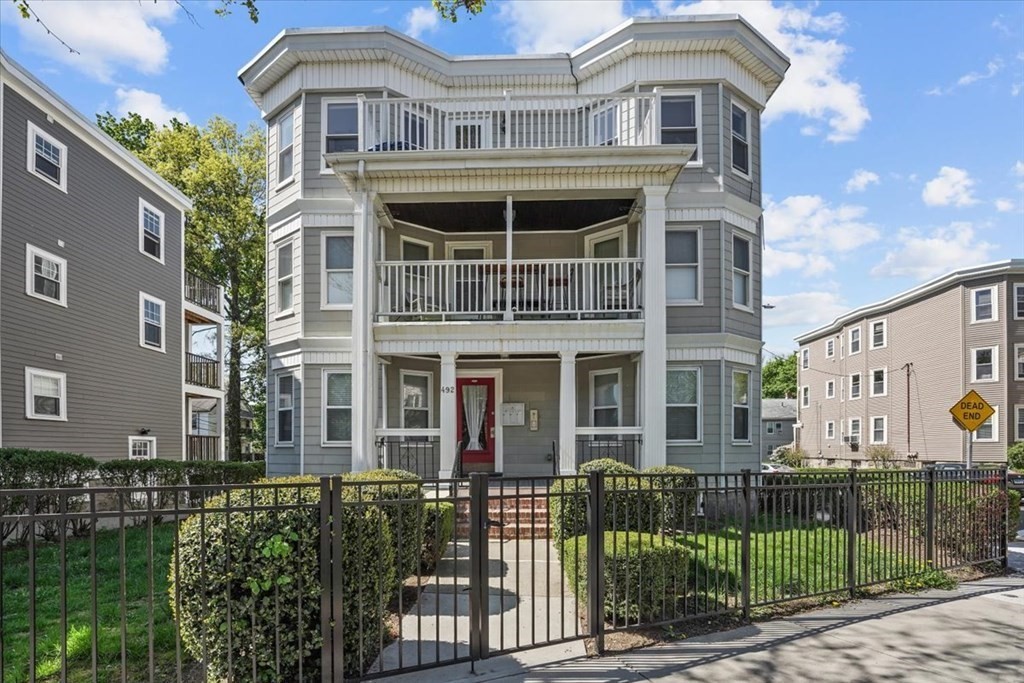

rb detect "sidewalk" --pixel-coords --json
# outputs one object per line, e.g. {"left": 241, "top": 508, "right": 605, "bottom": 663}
{"left": 386, "top": 574, "right": 1024, "bottom": 682}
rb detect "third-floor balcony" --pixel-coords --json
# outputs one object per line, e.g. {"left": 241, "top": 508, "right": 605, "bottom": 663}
{"left": 185, "top": 271, "right": 222, "bottom": 315}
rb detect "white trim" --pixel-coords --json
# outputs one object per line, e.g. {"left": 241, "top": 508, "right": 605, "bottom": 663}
{"left": 25, "top": 243, "right": 67, "bottom": 307}
{"left": 445, "top": 114, "right": 493, "bottom": 150}
{"left": 401, "top": 234, "right": 435, "bottom": 260}
{"left": 584, "top": 224, "right": 627, "bottom": 258}
{"left": 970, "top": 346, "right": 998, "bottom": 383}
{"left": 25, "top": 366, "right": 66, "bottom": 421}
{"left": 972, "top": 406, "right": 998, "bottom": 443}
{"left": 275, "top": 105, "right": 297, "bottom": 190}
{"left": 731, "top": 369, "right": 752, "bottom": 444}
{"left": 731, "top": 233, "right": 752, "bottom": 311}
{"left": 825, "top": 420, "right": 835, "bottom": 440}
{"left": 657, "top": 88, "right": 703, "bottom": 166}
{"left": 870, "top": 367, "right": 887, "bottom": 398}
{"left": 666, "top": 365, "right": 701, "bottom": 444}
{"left": 138, "top": 198, "right": 165, "bottom": 264}
{"left": 869, "top": 415, "right": 887, "bottom": 445}
{"left": 869, "top": 318, "right": 887, "bottom": 350}
{"left": 128, "top": 436, "right": 156, "bottom": 460}
{"left": 275, "top": 239, "right": 295, "bottom": 318}
{"left": 849, "top": 372, "right": 862, "bottom": 400}
{"left": 1014, "top": 404, "right": 1024, "bottom": 441}
{"left": 800, "top": 385, "right": 809, "bottom": 408}
{"left": 444, "top": 240, "right": 493, "bottom": 259}
{"left": 455, "top": 368, "right": 504, "bottom": 473}
{"left": 969, "top": 285, "right": 998, "bottom": 324}
{"left": 800, "top": 348, "right": 809, "bottom": 370}
{"left": 825, "top": 338, "right": 835, "bottom": 358}
{"left": 1014, "top": 283, "right": 1024, "bottom": 321}
{"left": 275, "top": 372, "right": 296, "bottom": 447}
{"left": 665, "top": 226, "right": 702, "bottom": 306}
{"left": 825, "top": 379, "right": 835, "bottom": 399}
{"left": 729, "top": 99, "right": 751, "bottom": 180}
{"left": 320, "top": 230, "right": 355, "bottom": 310}
{"left": 26, "top": 120, "right": 67, "bottom": 193}
{"left": 139, "top": 292, "right": 166, "bottom": 353}
{"left": 320, "top": 97, "right": 360, "bottom": 173}
{"left": 321, "top": 367, "right": 354, "bottom": 446}
{"left": 1015, "top": 343, "right": 1024, "bottom": 382}
{"left": 848, "top": 417, "right": 861, "bottom": 444}
{"left": 589, "top": 367, "right": 623, "bottom": 428}
{"left": 399, "top": 369, "right": 434, "bottom": 430}
{"left": 848, "top": 326, "right": 862, "bottom": 355}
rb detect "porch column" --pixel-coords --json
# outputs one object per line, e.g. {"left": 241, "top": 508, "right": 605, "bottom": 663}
{"left": 439, "top": 352, "right": 458, "bottom": 478}
{"left": 351, "top": 189, "right": 375, "bottom": 471}
{"left": 641, "top": 186, "right": 669, "bottom": 468}
{"left": 558, "top": 351, "right": 578, "bottom": 474}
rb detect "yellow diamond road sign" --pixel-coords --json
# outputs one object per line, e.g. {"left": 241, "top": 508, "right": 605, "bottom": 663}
{"left": 949, "top": 390, "right": 995, "bottom": 432}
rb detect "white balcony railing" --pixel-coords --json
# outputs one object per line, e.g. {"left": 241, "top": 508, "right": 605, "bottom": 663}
{"left": 361, "top": 93, "right": 658, "bottom": 152}
{"left": 377, "top": 258, "right": 643, "bottom": 321}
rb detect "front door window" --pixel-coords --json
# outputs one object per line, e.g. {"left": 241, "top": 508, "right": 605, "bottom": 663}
{"left": 457, "top": 377, "right": 495, "bottom": 464}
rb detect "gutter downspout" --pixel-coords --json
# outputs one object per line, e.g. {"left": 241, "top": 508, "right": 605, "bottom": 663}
{"left": 566, "top": 53, "right": 580, "bottom": 94}
{"left": 720, "top": 217, "right": 727, "bottom": 471}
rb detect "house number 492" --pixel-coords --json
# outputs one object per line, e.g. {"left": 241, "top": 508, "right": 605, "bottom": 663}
{"left": 441, "top": 386, "right": 456, "bottom": 394}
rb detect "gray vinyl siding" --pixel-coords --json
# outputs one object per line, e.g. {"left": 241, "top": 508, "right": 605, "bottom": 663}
{"left": 268, "top": 232, "right": 301, "bottom": 341}
{"left": 304, "top": 227, "right": 353, "bottom": 336}
{"left": 722, "top": 89, "right": 760, "bottom": 206}
{"left": 723, "top": 223, "right": 761, "bottom": 338}
{"left": 302, "top": 91, "right": 383, "bottom": 201}
{"left": 575, "top": 356, "right": 639, "bottom": 428}
{"left": 665, "top": 222, "right": 720, "bottom": 334}
{"left": 301, "top": 364, "right": 352, "bottom": 475}
{"left": 763, "top": 419, "right": 796, "bottom": 458}
{"left": 0, "top": 86, "right": 183, "bottom": 461}
{"left": 963, "top": 278, "right": 1007, "bottom": 462}
{"left": 669, "top": 83, "right": 721, "bottom": 192}
{"left": 268, "top": 101, "right": 301, "bottom": 210}
{"left": 266, "top": 368, "right": 300, "bottom": 476}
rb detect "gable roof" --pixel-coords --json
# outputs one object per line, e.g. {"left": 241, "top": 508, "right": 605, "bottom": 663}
{"left": 762, "top": 399, "right": 797, "bottom": 421}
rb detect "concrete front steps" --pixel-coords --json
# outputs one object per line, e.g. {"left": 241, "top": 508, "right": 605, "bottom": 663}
{"left": 454, "top": 495, "right": 551, "bottom": 539}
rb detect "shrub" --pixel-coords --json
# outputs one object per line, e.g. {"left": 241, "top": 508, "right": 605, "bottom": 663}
{"left": 1008, "top": 490, "right": 1022, "bottom": 543}
{"left": 97, "top": 458, "right": 185, "bottom": 488}
{"left": 0, "top": 448, "right": 97, "bottom": 542}
{"left": 170, "top": 476, "right": 395, "bottom": 681}
{"left": 562, "top": 532, "right": 690, "bottom": 623}
{"left": 865, "top": 445, "right": 899, "bottom": 468}
{"left": 550, "top": 460, "right": 660, "bottom": 543}
{"left": 421, "top": 501, "right": 455, "bottom": 573}
{"left": 1008, "top": 442, "right": 1024, "bottom": 471}
{"left": 772, "top": 446, "right": 806, "bottom": 469}
{"left": 643, "top": 465, "right": 698, "bottom": 531}
{"left": 342, "top": 469, "right": 424, "bottom": 582}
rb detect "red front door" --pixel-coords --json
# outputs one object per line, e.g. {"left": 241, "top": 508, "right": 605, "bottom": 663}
{"left": 456, "top": 377, "right": 495, "bottom": 464}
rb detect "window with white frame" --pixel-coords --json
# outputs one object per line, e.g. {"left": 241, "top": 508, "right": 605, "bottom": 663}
{"left": 870, "top": 416, "right": 887, "bottom": 445}
{"left": 323, "top": 370, "right": 352, "bottom": 444}
{"left": 826, "top": 421, "right": 835, "bottom": 440}
{"left": 666, "top": 229, "right": 700, "bottom": 303}
{"left": 1016, "top": 405, "right": 1024, "bottom": 441}
{"left": 139, "top": 293, "right": 165, "bottom": 351}
{"left": 25, "top": 244, "right": 66, "bottom": 306}
{"left": 871, "top": 368, "right": 887, "bottom": 397}
{"left": 971, "top": 286, "right": 996, "bottom": 323}
{"left": 591, "top": 370, "right": 621, "bottom": 427}
{"left": 401, "top": 371, "right": 432, "bottom": 430}
{"left": 849, "top": 327, "right": 861, "bottom": 354}
{"left": 591, "top": 103, "right": 620, "bottom": 146}
{"left": 403, "top": 110, "right": 430, "bottom": 148}
{"left": 139, "top": 199, "right": 164, "bottom": 262}
{"left": 766, "top": 422, "right": 775, "bottom": 435}
{"left": 322, "top": 99, "right": 359, "bottom": 168}
{"left": 129, "top": 437, "right": 156, "bottom": 460}
{"left": 732, "top": 235, "right": 751, "bottom": 309}
{"left": 276, "top": 374, "right": 294, "bottom": 445}
{"left": 277, "top": 108, "right": 295, "bottom": 186}
{"left": 870, "top": 320, "right": 887, "bottom": 349}
{"left": 971, "top": 347, "right": 997, "bottom": 382}
{"left": 733, "top": 371, "right": 751, "bottom": 442}
{"left": 1014, "top": 283, "right": 1024, "bottom": 320}
{"left": 826, "top": 339, "right": 835, "bottom": 358}
{"left": 801, "top": 348, "right": 809, "bottom": 370}
{"left": 322, "top": 233, "right": 354, "bottom": 308}
{"left": 973, "top": 407, "right": 998, "bottom": 442}
{"left": 848, "top": 418, "right": 861, "bottom": 444}
{"left": 731, "top": 101, "right": 749, "bottom": 176}
{"left": 25, "top": 367, "right": 66, "bottom": 420}
{"left": 277, "top": 241, "right": 294, "bottom": 315}
{"left": 27, "top": 121, "right": 67, "bottom": 191}
{"left": 660, "top": 92, "right": 700, "bottom": 161}
{"left": 850, "top": 373, "right": 861, "bottom": 399}
{"left": 1015, "top": 343, "right": 1024, "bottom": 381}
{"left": 666, "top": 367, "right": 700, "bottom": 442}
{"left": 801, "top": 385, "right": 809, "bottom": 408}
{"left": 826, "top": 380, "right": 835, "bottom": 399}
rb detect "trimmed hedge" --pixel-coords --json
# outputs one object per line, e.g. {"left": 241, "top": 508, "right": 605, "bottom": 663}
{"left": 0, "top": 448, "right": 96, "bottom": 542}
{"left": 421, "top": 501, "right": 455, "bottom": 573}
{"left": 550, "top": 460, "right": 660, "bottom": 543}
{"left": 643, "top": 465, "right": 698, "bottom": 531}
{"left": 170, "top": 476, "right": 396, "bottom": 681}
{"left": 562, "top": 532, "right": 690, "bottom": 623}
{"left": 342, "top": 469, "right": 424, "bottom": 582}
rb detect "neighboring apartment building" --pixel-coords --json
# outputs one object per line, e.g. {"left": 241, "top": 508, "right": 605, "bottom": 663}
{"left": 0, "top": 52, "right": 226, "bottom": 462}
{"left": 239, "top": 16, "right": 789, "bottom": 477}
{"left": 795, "top": 260, "right": 1023, "bottom": 467}
{"left": 761, "top": 398, "right": 797, "bottom": 459}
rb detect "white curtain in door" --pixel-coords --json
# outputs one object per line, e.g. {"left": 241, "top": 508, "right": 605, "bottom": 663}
{"left": 462, "top": 384, "right": 488, "bottom": 450}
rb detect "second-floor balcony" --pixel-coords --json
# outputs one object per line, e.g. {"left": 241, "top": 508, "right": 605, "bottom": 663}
{"left": 376, "top": 258, "right": 643, "bottom": 322}
{"left": 186, "top": 352, "right": 221, "bottom": 389}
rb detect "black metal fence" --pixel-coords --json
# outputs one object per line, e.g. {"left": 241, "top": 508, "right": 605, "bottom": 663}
{"left": 1, "top": 468, "right": 1009, "bottom": 682}
{"left": 575, "top": 435, "right": 642, "bottom": 469}
{"left": 375, "top": 436, "right": 441, "bottom": 480}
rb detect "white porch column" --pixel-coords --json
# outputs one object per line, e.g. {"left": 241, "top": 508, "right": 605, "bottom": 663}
{"left": 641, "top": 186, "right": 669, "bottom": 468}
{"left": 558, "top": 350, "right": 578, "bottom": 474}
{"left": 351, "top": 189, "right": 375, "bottom": 471}
{"left": 439, "top": 352, "right": 458, "bottom": 478}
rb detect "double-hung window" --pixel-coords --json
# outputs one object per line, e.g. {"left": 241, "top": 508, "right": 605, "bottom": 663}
{"left": 1016, "top": 343, "right": 1024, "bottom": 381}
{"left": 27, "top": 122, "right": 67, "bottom": 192}
{"left": 871, "top": 368, "right": 887, "bottom": 397}
{"left": 276, "top": 374, "right": 294, "bottom": 445}
{"left": 25, "top": 244, "right": 66, "bottom": 306}
{"left": 25, "top": 367, "right": 66, "bottom": 421}
{"left": 849, "top": 327, "right": 861, "bottom": 355}
{"left": 1015, "top": 405, "right": 1024, "bottom": 441}
{"left": 974, "top": 408, "right": 998, "bottom": 442}
{"left": 322, "top": 233, "right": 354, "bottom": 308}
{"left": 666, "top": 367, "right": 700, "bottom": 442}
{"left": 1014, "top": 283, "right": 1024, "bottom": 320}
{"left": 848, "top": 418, "right": 861, "bottom": 444}
{"left": 660, "top": 92, "right": 700, "bottom": 162}
{"left": 731, "top": 101, "right": 750, "bottom": 176}
{"left": 801, "top": 385, "right": 809, "bottom": 408}
{"left": 826, "top": 380, "right": 835, "bottom": 399}
{"left": 322, "top": 99, "right": 359, "bottom": 167}
{"left": 870, "top": 320, "right": 887, "bottom": 349}
{"left": 277, "top": 108, "right": 295, "bottom": 186}
{"left": 139, "top": 199, "right": 164, "bottom": 262}
{"left": 139, "top": 293, "right": 165, "bottom": 352}
{"left": 277, "top": 241, "right": 294, "bottom": 315}
{"left": 666, "top": 229, "right": 700, "bottom": 303}
{"left": 801, "top": 348, "right": 809, "bottom": 370}
{"left": 129, "top": 437, "right": 156, "bottom": 460}
{"left": 972, "top": 347, "right": 997, "bottom": 382}
{"left": 401, "top": 371, "right": 432, "bottom": 430}
{"left": 732, "top": 371, "right": 751, "bottom": 442}
{"left": 825, "top": 421, "right": 835, "bottom": 440}
{"left": 732, "top": 235, "right": 751, "bottom": 309}
{"left": 871, "top": 416, "right": 887, "bottom": 445}
{"left": 971, "top": 286, "right": 996, "bottom": 323}
{"left": 591, "top": 370, "right": 621, "bottom": 427}
{"left": 826, "top": 339, "right": 835, "bottom": 358}
{"left": 850, "top": 373, "right": 861, "bottom": 399}
{"left": 323, "top": 370, "right": 352, "bottom": 445}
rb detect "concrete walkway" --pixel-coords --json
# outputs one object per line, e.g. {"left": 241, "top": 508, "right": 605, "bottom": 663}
{"left": 383, "top": 574, "right": 1024, "bottom": 682}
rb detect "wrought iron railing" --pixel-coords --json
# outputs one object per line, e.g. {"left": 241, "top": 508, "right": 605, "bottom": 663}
{"left": 375, "top": 430, "right": 441, "bottom": 479}
{"left": 575, "top": 428, "right": 643, "bottom": 469}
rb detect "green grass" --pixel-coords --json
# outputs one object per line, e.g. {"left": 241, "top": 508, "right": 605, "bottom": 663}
{"left": 2, "top": 524, "right": 183, "bottom": 683}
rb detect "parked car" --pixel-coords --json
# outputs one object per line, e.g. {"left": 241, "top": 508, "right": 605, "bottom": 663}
{"left": 1007, "top": 470, "right": 1024, "bottom": 494}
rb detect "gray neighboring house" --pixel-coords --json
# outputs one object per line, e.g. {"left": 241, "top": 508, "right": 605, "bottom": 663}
{"left": 761, "top": 398, "right": 796, "bottom": 459}
{"left": 239, "top": 16, "right": 790, "bottom": 478}
{"left": 0, "top": 52, "right": 226, "bottom": 462}
{"left": 795, "top": 260, "right": 1023, "bottom": 468}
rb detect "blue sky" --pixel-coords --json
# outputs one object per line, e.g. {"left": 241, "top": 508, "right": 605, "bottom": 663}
{"left": 3, "top": 1, "right": 1022, "bottom": 357}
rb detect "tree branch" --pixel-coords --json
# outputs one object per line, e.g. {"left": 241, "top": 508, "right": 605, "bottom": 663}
{"left": 13, "top": 0, "right": 80, "bottom": 55}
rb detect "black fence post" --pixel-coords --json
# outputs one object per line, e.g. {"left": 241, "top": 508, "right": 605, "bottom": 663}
{"left": 319, "top": 477, "right": 333, "bottom": 683}
{"left": 740, "top": 469, "right": 752, "bottom": 620}
{"left": 587, "top": 470, "right": 606, "bottom": 654}
{"left": 845, "top": 468, "right": 858, "bottom": 597}
{"left": 468, "top": 472, "right": 489, "bottom": 662}
{"left": 999, "top": 466, "right": 1009, "bottom": 570}
{"left": 925, "top": 467, "right": 936, "bottom": 567}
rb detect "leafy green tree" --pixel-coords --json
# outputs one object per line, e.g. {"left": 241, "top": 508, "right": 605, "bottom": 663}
{"left": 762, "top": 352, "right": 797, "bottom": 399}
{"left": 1008, "top": 442, "right": 1024, "bottom": 471}
{"left": 99, "top": 115, "right": 266, "bottom": 461}
{"left": 95, "top": 112, "right": 157, "bottom": 154}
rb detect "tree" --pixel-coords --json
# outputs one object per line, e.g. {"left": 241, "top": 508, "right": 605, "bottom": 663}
{"left": 99, "top": 114, "right": 266, "bottom": 461}
{"left": 95, "top": 112, "right": 157, "bottom": 154}
{"left": 762, "top": 352, "right": 797, "bottom": 399}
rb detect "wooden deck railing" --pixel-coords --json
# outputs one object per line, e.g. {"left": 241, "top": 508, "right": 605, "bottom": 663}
{"left": 185, "top": 352, "right": 220, "bottom": 389}
{"left": 186, "top": 435, "right": 220, "bottom": 461}
{"left": 185, "top": 272, "right": 221, "bottom": 313}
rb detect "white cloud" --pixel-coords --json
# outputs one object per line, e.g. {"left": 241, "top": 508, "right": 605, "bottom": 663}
{"left": 921, "top": 166, "right": 978, "bottom": 207}
{"left": 404, "top": 5, "right": 440, "bottom": 40}
{"left": 763, "top": 246, "right": 833, "bottom": 278}
{"left": 870, "top": 223, "right": 997, "bottom": 280}
{"left": 762, "top": 291, "right": 848, "bottom": 329}
{"left": 927, "top": 57, "right": 1003, "bottom": 96}
{"left": 654, "top": 1, "right": 869, "bottom": 142}
{"left": 844, "top": 169, "right": 880, "bottom": 193}
{"left": 1011, "top": 83, "right": 1022, "bottom": 97}
{"left": 4, "top": 1, "right": 178, "bottom": 83}
{"left": 114, "top": 88, "right": 189, "bottom": 126}
{"left": 497, "top": 0, "right": 626, "bottom": 53}
{"left": 765, "top": 195, "right": 880, "bottom": 252}
{"left": 995, "top": 198, "right": 1016, "bottom": 212}
{"left": 1013, "top": 161, "right": 1024, "bottom": 176}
